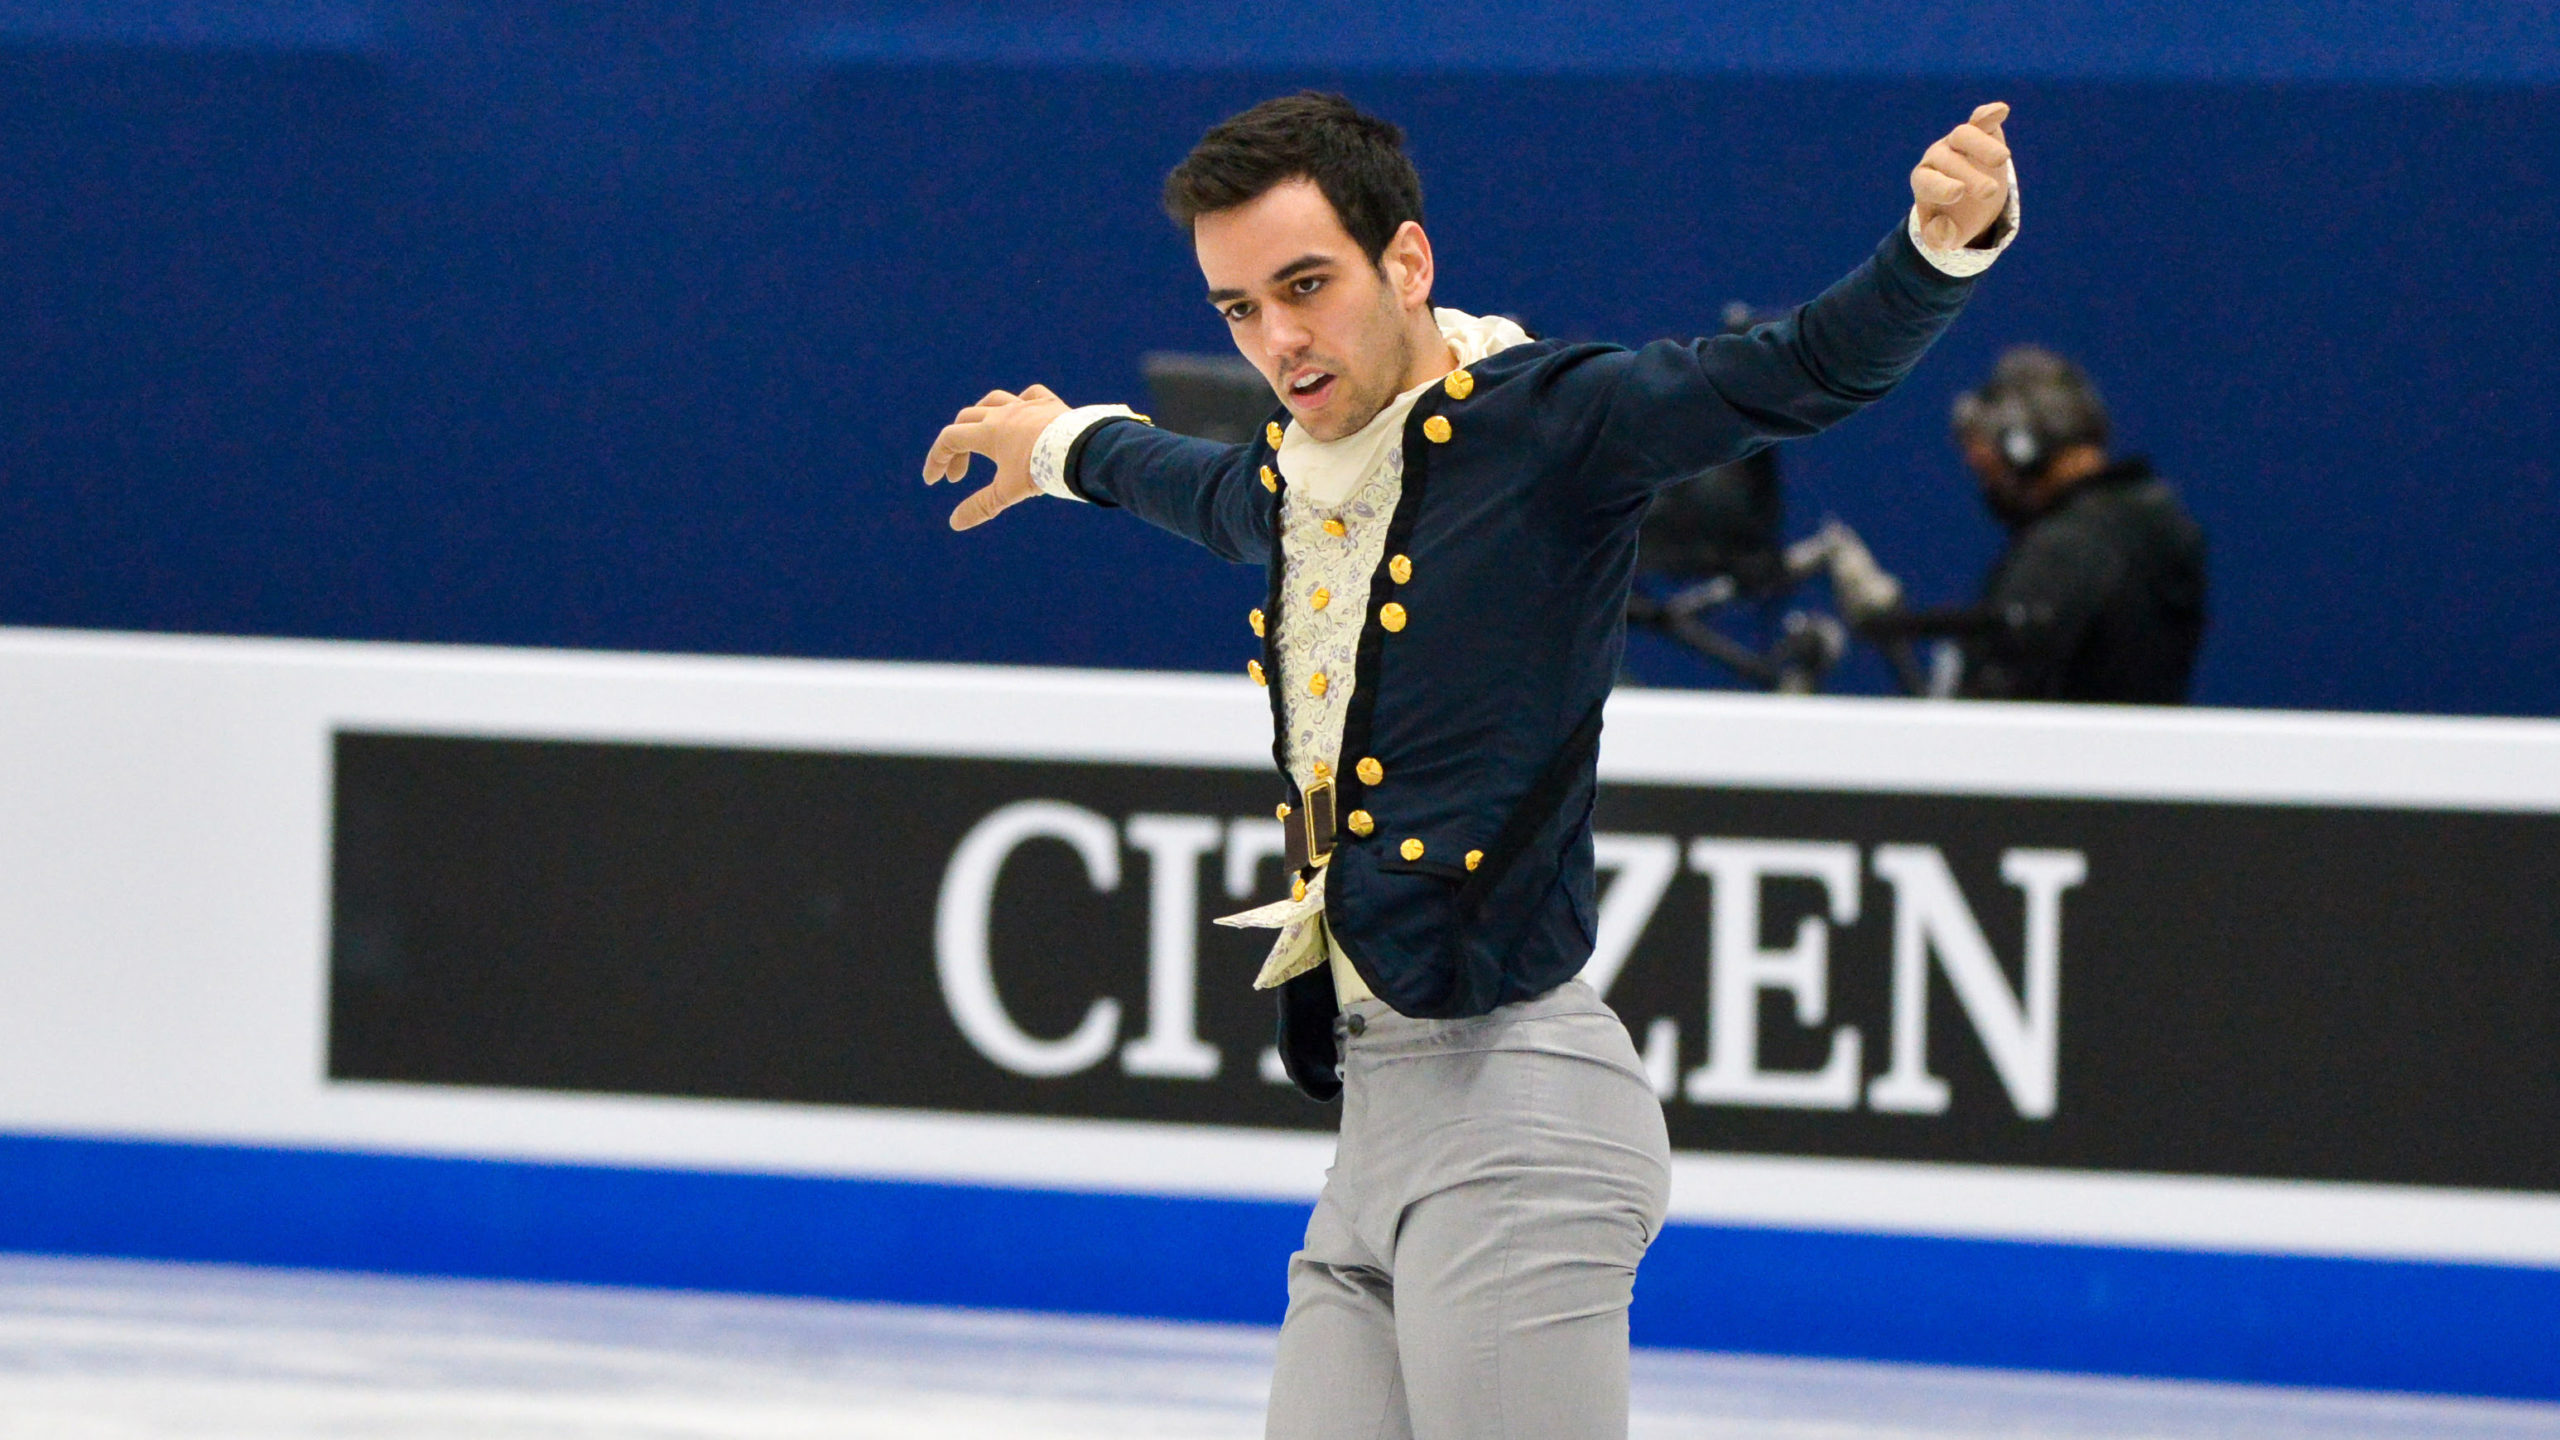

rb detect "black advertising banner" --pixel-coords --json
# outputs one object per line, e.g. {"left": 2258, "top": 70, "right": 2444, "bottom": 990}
{"left": 329, "top": 731, "right": 2560, "bottom": 1193}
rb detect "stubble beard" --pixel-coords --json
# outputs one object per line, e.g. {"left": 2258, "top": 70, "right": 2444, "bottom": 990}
{"left": 1305, "top": 302, "right": 1419, "bottom": 443}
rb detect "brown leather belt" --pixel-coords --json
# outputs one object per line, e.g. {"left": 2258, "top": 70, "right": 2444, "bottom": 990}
{"left": 1282, "top": 778, "right": 1338, "bottom": 873}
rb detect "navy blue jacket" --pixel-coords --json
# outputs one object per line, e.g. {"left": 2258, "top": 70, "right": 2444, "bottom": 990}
{"left": 1066, "top": 224, "right": 1977, "bottom": 1097}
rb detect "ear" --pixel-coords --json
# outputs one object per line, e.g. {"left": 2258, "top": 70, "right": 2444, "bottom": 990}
{"left": 1380, "top": 220, "right": 1435, "bottom": 313}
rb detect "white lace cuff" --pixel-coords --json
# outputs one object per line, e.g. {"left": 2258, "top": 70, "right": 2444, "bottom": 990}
{"left": 1910, "top": 160, "right": 2022, "bottom": 279}
{"left": 1029, "top": 404, "right": 1146, "bottom": 502}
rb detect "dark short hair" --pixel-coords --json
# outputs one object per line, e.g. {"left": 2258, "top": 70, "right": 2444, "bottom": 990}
{"left": 1162, "top": 92, "right": 1424, "bottom": 265}
{"left": 1952, "top": 345, "right": 2111, "bottom": 453}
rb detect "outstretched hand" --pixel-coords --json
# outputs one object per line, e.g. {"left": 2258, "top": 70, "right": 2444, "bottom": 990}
{"left": 922, "top": 385, "right": 1070, "bottom": 531}
{"left": 1911, "top": 103, "right": 2013, "bottom": 250}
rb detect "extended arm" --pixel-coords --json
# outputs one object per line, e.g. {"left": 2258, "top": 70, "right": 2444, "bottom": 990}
{"left": 1570, "top": 104, "right": 2020, "bottom": 503}
{"left": 921, "top": 386, "right": 1274, "bottom": 563}
{"left": 1046, "top": 412, "right": 1276, "bottom": 565}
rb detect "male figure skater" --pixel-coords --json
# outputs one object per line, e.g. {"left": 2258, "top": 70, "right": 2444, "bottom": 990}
{"left": 923, "top": 92, "right": 2018, "bottom": 1440}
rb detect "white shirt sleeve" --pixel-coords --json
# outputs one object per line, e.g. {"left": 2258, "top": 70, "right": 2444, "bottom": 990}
{"left": 1028, "top": 404, "right": 1147, "bottom": 502}
{"left": 1909, "top": 160, "right": 2022, "bottom": 279}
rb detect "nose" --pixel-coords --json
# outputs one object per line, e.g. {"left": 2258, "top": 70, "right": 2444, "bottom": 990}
{"left": 1263, "top": 307, "right": 1311, "bottom": 360}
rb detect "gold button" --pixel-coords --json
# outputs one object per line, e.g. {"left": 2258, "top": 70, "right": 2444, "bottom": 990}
{"left": 1311, "top": 760, "right": 1331, "bottom": 780}
{"left": 1444, "top": 369, "right": 1474, "bottom": 400}
{"left": 1309, "top": 672, "right": 1329, "bottom": 697}
{"left": 1260, "top": 464, "right": 1277, "bottom": 492}
{"left": 1291, "top": 876, "right": 1307, "bottom": 902}
{"left": 1389, "top": 554, "right": 1413, "bottom": 585}
{"left": 1357, "top": 757, "right": 1383, "bottom": 785}
{"left": 1323, "top": 518, "right": 1348, "bottom": 538}
{"left": 1466, "top": 850, "right": 1484, "bottom": 871}
{"left": 1309, "top": 586, "right": 1331, "bottom": 611}
{"left": 1249, "top": 608, "right": 1265, "bottom": 637}
{"left": 1400, "top": 838, "right": 1425, "bottom": 861}
{"left": 1423, "top": 415, "right": 1452, "bottom": 444}
{"left": 1248, "top": 659, "right": 1266, "bottom": 686}
{"left": 1276, "top": 802, "right": 1292, "bottom": 820}
{"left": 1346, "top": 809, "right": 1374, "bottom": 837}
{"left": 1379, "top": 602, "right": 1407, "bottom": 632}
{"left": 1266, "top": 421, "right": 1285, "bottom": 447}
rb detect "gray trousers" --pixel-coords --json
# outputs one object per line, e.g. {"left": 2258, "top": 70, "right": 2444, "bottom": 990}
{"left": 1265, "top": 979, "right": 1672, "bottom": 1440}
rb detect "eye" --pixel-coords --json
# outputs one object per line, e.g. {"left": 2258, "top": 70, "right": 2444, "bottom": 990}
{"left": 1222, "top": 302, "right": 1255, "bottom": 323}
{"left": 1291, "top": 275, "right": 1325, "bottom": 296}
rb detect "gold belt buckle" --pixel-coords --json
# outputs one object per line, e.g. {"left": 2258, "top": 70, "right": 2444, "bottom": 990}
{"left": 1286, "top": 779, "right": 1338, "bottom": 871}
{"left": 1304, "top": 779, "right": 1336, "bottom": 867}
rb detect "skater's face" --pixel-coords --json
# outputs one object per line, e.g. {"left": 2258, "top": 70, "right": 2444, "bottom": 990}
{"left": 1197, "top": 178, "right": 1437, "bottom": 442}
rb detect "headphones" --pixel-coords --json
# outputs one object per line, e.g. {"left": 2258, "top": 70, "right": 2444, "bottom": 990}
{"left": 1993, "top": 394, "right": 2049, "bottom": 477}
{"left": 1953, "top": 347, "right": 2108, "bottom": 481}
{"left": 2004, "top": 428, "right": 2044, "bottom": 472}
{"left": 1952, "top": 388, "right": 2053, "bottom": 478}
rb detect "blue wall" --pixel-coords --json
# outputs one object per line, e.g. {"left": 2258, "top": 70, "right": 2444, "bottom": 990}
{"left": 0, "top": 9, "right": 2552, "bottom": 712}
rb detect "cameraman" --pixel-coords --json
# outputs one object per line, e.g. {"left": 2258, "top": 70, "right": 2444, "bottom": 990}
{"left": 1941, "top": 347, "right": 2208, "bottom": 702}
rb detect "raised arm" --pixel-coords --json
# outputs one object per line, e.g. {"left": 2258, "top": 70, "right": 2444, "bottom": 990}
{"left": 1567, "top": 103, "right": 2020, "bottom": 504}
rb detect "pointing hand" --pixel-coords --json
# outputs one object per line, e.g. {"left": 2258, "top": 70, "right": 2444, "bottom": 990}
{"left": 1911, "top": 103, "right": 2013, "bottom": 251}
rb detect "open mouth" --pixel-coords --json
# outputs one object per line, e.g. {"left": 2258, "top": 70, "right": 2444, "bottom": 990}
{"left": 1286, "top": 371, "right": 1337, "bottom": 409}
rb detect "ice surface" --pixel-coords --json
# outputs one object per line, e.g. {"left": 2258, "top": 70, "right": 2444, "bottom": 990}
{"left": 0, "top": 1254, "right": 2553, "bottom": 1439}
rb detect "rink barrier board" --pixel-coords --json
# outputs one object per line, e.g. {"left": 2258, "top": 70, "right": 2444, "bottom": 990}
{"left": 6, "top": 632, "right": 2560, "bottom": 1401}
{"left": 4, "top": 1131, "right": 2557, "bottom": 1402}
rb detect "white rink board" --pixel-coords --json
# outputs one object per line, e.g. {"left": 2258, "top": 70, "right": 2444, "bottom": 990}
{"left": 2, "top": 626, "right": 2558, "bottom": 1268}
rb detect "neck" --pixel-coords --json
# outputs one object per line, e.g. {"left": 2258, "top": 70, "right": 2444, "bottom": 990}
{"left": 1395, "top": 308, "right": 1458, "bottom": 391}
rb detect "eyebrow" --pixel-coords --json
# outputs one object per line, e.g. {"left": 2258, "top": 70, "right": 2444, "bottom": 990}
{"left": 1206, "top": 253, "right": 1336, "bottom": 306}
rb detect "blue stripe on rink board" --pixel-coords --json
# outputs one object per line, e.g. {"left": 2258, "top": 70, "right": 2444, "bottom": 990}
{"left": 4, "top": 1131, "right": 2557, "bottom": 1401}
{"left": 1630, "top": 1224, "right": 2560, "bottom": 1401}
{"left": 0, "top": 1132, "right": 1310, "bottom": 1325}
